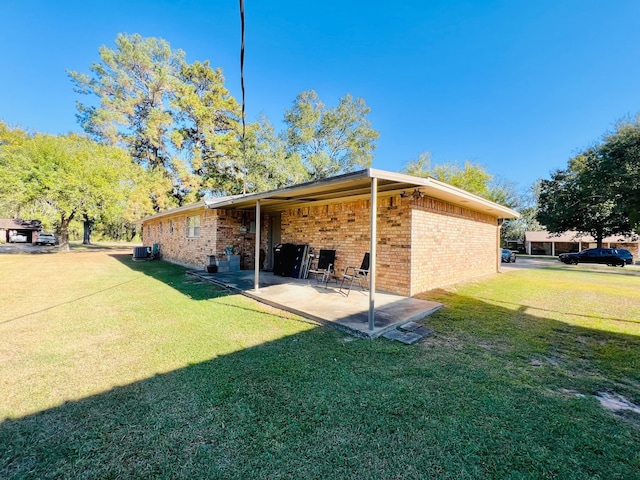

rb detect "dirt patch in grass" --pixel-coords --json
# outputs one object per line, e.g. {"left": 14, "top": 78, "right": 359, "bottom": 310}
{"left": 596, "top": 391, "right": 640, "bottom": 414}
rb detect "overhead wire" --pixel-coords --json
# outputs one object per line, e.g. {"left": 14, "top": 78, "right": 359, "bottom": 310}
{"left": 239, "top": 0, "right": 247, "bottom": 194}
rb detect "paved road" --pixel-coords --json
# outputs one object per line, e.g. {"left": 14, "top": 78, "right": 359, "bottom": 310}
{"left": 501, "top": 255, "right": 640, "bottom": 272}
{"left": 0, "top": 243, "right": 59, "bottom": 254}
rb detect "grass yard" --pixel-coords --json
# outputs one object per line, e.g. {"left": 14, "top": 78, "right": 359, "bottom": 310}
{"left": 1, "top": 249, "right": 639, "bottom": 479}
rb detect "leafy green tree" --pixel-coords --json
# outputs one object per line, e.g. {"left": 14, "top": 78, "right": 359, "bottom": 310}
{"left": 69, "top": 34, "right": 182, "bottom": 169}
{"left": 69, "top": 33, "right": 242, "bottom": 207}
{"left": 284, "top": 90, "right": 379, "bottom": 179}
{"left": 404, "top": 152, "right": 519, "bottom": 207}
{"left": 0, "top": 122, "right": 31, "bottom": 217}
{"left": 0, "top": 132, "right": 144, "bottom": 250}
{"left": 240, "top": 115, "right": 308, "bottom": 193}
{"left": 502, "top": 181, "right": 542, "bottom": 245}
{"left": 597, "top": 117, "right": 640, "bottom": 230}
{"left": 171, "top": 60, "right": 241, "bottom": 200}
{"left": 537, "top": 148, "right": 633, "bottom": 247}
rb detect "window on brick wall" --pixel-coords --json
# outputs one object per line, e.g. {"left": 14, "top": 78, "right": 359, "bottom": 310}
{"left": 187, "top": 216, "right": 200, "bottom": 238}
{"left": 169, "top": 220, "right": 174, "bottom": 234}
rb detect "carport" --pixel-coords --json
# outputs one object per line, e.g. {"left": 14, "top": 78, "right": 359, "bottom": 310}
{"left": 0, "top": 218, "right": 42, "bottom": 243}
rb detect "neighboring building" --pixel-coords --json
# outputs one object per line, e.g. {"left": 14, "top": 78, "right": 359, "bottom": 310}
{"left": 136, "top": 169, "right": 519, "bottom": 297}
{"left": 524, "top": 231, "right": 639, "bottom": 258}
{"left": 0, "top": 219, "right": 42, "bottom": 243}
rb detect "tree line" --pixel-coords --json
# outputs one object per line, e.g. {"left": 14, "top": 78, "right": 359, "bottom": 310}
{"left": 537, "top": 117, "right": 640, "bottom": 246}
{"left": 1, "top": 33, "right": 539, "bottom": 249}
{"left": 0, "top": 34, "right": 379, "bottom": 248}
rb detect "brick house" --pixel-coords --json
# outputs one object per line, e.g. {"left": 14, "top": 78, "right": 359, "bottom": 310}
{"left": 525, "top": 231, "right": 639, "bottom": 258}
{"left": 137, "top": 169, "right": 519, "bottom": 297}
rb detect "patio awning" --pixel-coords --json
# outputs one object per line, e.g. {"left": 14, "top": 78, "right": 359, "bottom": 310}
{"left": 201, "top": 168, "right": 518, "bottom": 331}
{"left": 134, "top": 169, "right": 519, "bottom": 331}
{"left": 203, "top": 168, "right": 520, "bottom": 218}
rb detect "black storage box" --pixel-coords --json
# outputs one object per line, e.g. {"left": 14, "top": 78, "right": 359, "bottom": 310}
{"left": 273, "top": 243, "right": 297, "bottom": 276}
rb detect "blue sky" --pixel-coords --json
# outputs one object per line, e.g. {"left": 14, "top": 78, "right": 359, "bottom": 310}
{"left": 2, "top": 0, "right": 640, "bottom": 192}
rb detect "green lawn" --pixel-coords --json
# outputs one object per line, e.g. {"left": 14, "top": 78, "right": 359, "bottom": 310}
{"left": 1, "top": 249, "right": 639, "bottom": 479}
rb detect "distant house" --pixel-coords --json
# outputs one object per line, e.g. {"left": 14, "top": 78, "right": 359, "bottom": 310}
{"left": 135, "top": 169, "right": 519, "bottom": 297}
{"left": 0, "top": 219, "right": 42, "bottom": 243}
{"left": 524, "top": 231, "right": 639, "bottom": 258}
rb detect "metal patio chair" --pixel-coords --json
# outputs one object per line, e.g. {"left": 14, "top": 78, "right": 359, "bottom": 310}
{"left": 339, "top": 252, "right": 370, "bottom": 296}
{"left": 307, "top": 249, "right": 336, "bottom": 286}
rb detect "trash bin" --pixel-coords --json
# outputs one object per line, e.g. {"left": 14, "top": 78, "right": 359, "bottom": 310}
{"left": 273, "top": 243, "right": 297, "bottom": 276}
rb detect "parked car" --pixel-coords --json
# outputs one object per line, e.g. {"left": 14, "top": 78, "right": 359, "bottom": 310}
{"left": 501, "top": 248, "right": 516, "bottom": 263}
{"left": 558, "top": 248, "right": 627, "bottom": 267}
{"left": 36, "top": 232, "right": 57, "bottom": 246}
{"left": 616, "top": 248, "right": 634, "bottom": 265}
{"left": 9, "top": 233, "right": 27, "bottom": 243}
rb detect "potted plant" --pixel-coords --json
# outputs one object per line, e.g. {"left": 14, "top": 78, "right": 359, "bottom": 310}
{"left": 206, "top": 255, "right": 218, "bottom": 273}
{"left": 206, "top": 264, "right": 218, "bottom": 273}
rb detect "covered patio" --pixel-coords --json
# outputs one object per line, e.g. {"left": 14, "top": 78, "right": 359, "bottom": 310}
{"left": 200, "top": 169, "right": 516, "bottom": 333}
{"left": 188, "top": 269, "right": 443, "bottom": 340}
{"left": 139, "top": 168, "right": 518, "bottom": 339}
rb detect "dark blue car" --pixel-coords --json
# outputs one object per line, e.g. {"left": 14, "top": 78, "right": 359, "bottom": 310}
{"left": 558, "top": 248, "right": 628, "bottom": 267}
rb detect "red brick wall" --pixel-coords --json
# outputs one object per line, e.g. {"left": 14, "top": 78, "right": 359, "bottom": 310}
{"left": 280, "top": 195, "right": 412, "bottom": 294}
{"left": 142, "top": 208, "right": 265, "bottom": 270}
{"left": 281, "top": 194, "right": 500, "bottom": 296}
{"left": 142, "top": 195, "right": 502, "bottom": 293}
{"left": 410, "top": 197, "right": 498, "bottom": 295}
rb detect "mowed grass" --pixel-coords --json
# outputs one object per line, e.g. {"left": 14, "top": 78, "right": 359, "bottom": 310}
{"left": 1, "top": 250, "right": 639, "bottom": 479}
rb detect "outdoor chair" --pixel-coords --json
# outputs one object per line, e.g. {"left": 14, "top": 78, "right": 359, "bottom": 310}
{"left": 339, "top": 252, "right": 370, "bottom": 296}
{"left": 307, "top": 249, "right": 336, "bottom": 286}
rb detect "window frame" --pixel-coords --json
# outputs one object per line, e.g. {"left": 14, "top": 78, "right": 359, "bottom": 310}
{"left": 186, "top": 215, "right": 200, "bottom": 238}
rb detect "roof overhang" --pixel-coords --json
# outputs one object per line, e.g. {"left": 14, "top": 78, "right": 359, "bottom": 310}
{"left": 135, "top": 168, "right": 520, "bottom": 224}
{"left": 202, "top": 168, "right": 519, "bottom": 218}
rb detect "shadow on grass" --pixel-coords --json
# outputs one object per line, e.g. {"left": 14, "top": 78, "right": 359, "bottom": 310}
{"left": 2, "top": 287, "right": 640, "bottom": 479}
{"left": 110, "top": 253, "right": 229, "bottom": 302}
{"left": 109, "top": 253, "right": 318, "bottom": 326}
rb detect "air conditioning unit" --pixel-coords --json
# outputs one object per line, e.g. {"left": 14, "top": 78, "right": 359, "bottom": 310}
{"left": 133, "top": 246, "right": 151, "bottom": 261}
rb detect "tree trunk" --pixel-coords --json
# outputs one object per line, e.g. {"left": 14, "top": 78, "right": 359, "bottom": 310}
{"left": 83, "top": 215, "right": 93, "bottom": 245}
{"left": 58, "top": 211, "right": 75, "bottom": 252}
{"left": 595, "top": 229, "right": 603, "bottom": 248}
{"left": 58, "top": 217, "right": 71, "bottom": 251}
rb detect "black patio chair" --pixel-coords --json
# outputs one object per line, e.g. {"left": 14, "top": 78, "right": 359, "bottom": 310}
{"left": 307, "top": 249, "right": 336, "bottom": 286}
{"left": 339, "top": 252, "right": 370, "bottom": 296}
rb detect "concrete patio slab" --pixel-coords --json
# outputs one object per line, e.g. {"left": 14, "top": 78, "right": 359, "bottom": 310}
{"left": 188, "top": 270, "right": 442, "bottom": 338}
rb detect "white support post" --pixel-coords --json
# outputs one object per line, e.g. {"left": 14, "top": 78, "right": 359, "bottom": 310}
{"left": 368, "top": 177, "right": 377, "bottom": 331}
{"left": 254, "top": 200, "right": 261, "bottom": 291}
